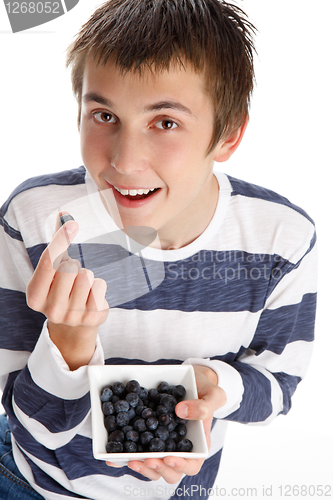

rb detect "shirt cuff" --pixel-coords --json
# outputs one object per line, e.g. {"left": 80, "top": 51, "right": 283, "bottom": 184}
{"left": 27, "top": 320, "right": 104, "bottom": 400}
{"left": 183, "top": 357, "right": 244, "bottom": 418}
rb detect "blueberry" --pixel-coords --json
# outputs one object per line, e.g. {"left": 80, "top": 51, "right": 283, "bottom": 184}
{"left": 116, "top": 411, "right": 130, "bottom": 427}
{"left": 176, "top": 423, "right": 187, "bottom": 438}
{"left": 114, "top": 399, "right": 130, "bottom": 413}
{"left": 59, "top": 214, "right": 75, "bottom": 226}
{"left": 159, "top": 413, "right": 172, "bottom": 426}
{"left": 102, "top": 401, "right": 114, "bottom": 416}
{"left": 100, "top": 387, "right": 113, "bottom": 403}
{"left": 140, "top": 431, "right": 154, "bottom": 445}
{"left": 155, "top": 426, "right": 169, "bottom": 441}
{"left": 177, "top": 439, "right": 193, "bottom": 452}
{"left": 159, "top": 394, "right": 177, "bottom": 411}
{"left": 170, "top": 385, "right": 186, "bottom": 401}
{"left": 139, "top": 387, "right": 148, "bottom": 399}
{"left": 148, "top": 388, "right": 159, "bottom": 401}
{"left": 146, "top": 417, "right": 159, "bottom": 431}
{"left": 112, "top": 382, "right": 126, "bottom": 397}
{"left": 127, "top": 407, "right": 136, "bottom": 421}
{"left": 122, "top": 425, "right": 133, "bottom": 434}
{"left": 124, "top": 441, "right": 137, "bottom": 453}
{"left": 141, "top": 407, "right": 154, "bottom": 419}
{"left": 133, "top": 418, "right": 147, "bottom": 433}
{"left": 165, "top": 438, "right": 177, "bottom": 452}
{"left": 108, "top": 430, "right": 124, "bottom": 442}
{"left": 157, "top": 381, "right": 170, "bottom": 393}
{"left": 106, "top": 441, "right": 123, "bottom": 453}
{"left": 126, "top": 430, "right": 139, "bottom": 443}
{"left": 167, "top": 417, "right": 177, "bottom": 432}
{"left": 156, "top": 405, "right": 169, "bottom": 416}
{"left": 154, "top": 393, "right": 163, "bottom": 405}
{"left": 126, "top": 380, "right": 141, "bottom": 394}
{"left": 126, "top": 392, "right": 140, "bottom": 408}
{"left": 104, "top": 415, "right": 117, "bottom": 432}
{"left": 149, "top": 438, "right": 165, "bottom": 452}
{"left": 169, "top": 431, "right": 178, "bottom": 441}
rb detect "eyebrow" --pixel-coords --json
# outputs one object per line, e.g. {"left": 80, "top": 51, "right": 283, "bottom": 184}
{"left": 82, "top": 92, "right": 195, "bottom": 117}
{"left": 143, "top": 101, "right": 195, "bottom": 117}
{"left": 82, "top": 92, "right": 112, "bottom": 108}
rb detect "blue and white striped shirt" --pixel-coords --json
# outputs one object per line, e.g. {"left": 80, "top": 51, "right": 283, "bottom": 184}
{"left": 0, "top": 166, "right": 317, "bottom": 499}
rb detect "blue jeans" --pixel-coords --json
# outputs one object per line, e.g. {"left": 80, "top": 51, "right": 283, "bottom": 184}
{"left": 0, "top": 413, "right": 45, "bottom": 500}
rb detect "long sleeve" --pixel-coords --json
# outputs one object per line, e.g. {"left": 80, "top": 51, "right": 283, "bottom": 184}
{"left": 225, "top": 234, "right": 317, "bottom": 423}
{"left": 184, "top": 182, "right": 317, "bottom": 423}
{"left": 0, "top": 170, "right": 104, "bottom": 453}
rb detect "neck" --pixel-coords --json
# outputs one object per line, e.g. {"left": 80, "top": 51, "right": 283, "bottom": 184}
{"left": 154, "top": 174, "right": 219, "bottom": 250}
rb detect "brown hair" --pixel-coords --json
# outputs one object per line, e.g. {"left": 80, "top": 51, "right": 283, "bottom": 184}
{"left": 66, "top": 0, "right": 256, "bottom": 153}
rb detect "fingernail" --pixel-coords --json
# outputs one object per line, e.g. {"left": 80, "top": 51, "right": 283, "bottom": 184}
{"left": 64, "top": 221, "right": 77, "bottom": 235}
{"left": 106, "top": 461, "right": 123, "bottom": 468}
{"left": 177, "top": 404, "right": 188, "bottom": 418}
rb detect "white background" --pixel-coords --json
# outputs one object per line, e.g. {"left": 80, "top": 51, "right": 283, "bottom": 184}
{"left": 0, "top": 1, "right": 332, "bottom": 498}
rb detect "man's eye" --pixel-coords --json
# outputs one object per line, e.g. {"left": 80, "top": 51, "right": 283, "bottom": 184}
{"left": 93, "top": 112, "right": 116, "bottom": 123}
{"left": 156, "top": 119, "right": 178, "bottom": 130}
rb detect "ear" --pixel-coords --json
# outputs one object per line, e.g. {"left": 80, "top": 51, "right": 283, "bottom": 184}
{"left": 213, "top": 116, "right": 249, "bottom": 163}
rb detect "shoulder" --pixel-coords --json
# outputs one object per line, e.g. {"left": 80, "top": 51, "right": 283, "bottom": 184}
{"left": 223, "top": 174, "right": 316, "bottom": 265}
{"left": 226, "top": 174, "right": 314, "bottom": 224}
{"left": 1, "top": 166, "right": 86, "bottom": 216}
{"left": 1, "top": 166, "right": 87, "bottom": 243}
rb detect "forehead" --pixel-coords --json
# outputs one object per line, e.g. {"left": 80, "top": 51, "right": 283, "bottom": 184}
{"left": 81, "top": 55, "right": 212, "bottom": 114}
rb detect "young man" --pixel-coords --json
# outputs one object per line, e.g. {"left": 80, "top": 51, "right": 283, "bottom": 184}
{"left": 0, "top": 0, "right": 317, "bottom": 499}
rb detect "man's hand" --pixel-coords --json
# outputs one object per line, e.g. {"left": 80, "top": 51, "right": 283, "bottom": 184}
{"left": 26, "top": 214, "right": 109, "bottom": 370}
{"left": 107, "top": 364, "right": 226, "bottom": 483}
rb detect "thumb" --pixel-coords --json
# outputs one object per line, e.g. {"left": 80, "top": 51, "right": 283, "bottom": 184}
{"left": 175, "top": 398, "right": 210, "bottom": 421}
{"left": 175, "top": 386, "right": 226, "bottom": 421}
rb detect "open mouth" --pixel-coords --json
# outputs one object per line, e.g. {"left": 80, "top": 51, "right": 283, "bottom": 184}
{"left": 113, "top": 186, "right": 161, "bottom": 201}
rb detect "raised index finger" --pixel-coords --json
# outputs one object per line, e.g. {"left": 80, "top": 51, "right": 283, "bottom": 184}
{"left": 26, "top": 220, "right": 79, "bottom": 309}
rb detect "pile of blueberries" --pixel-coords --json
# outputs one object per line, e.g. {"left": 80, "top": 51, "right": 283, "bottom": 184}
{"left": 100, "top": 379, "right": 193, "bottom": 453}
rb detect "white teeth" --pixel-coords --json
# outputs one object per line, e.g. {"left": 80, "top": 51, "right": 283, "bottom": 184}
{"left": 115, "top": 187, "right": 129, "bottom": 195}
{"left": 114, "top": 186, "right": 157, "bottom": 196}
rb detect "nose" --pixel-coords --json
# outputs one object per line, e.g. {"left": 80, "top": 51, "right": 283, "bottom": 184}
{"left": 110, "top": 127, "right": 149, "bottom": 175}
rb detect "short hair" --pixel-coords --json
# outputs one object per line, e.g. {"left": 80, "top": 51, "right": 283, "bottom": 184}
{"left": 66, "top": 0, "right": 256, "bottom": 153}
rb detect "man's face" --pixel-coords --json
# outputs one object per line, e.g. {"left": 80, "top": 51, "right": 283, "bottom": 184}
{"left": 80, "top": 56, "right": 222, "bottom": 249}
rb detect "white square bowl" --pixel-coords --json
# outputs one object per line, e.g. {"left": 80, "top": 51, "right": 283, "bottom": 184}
{"left": 88, "top": 364, "right": 209, "bottom": 464}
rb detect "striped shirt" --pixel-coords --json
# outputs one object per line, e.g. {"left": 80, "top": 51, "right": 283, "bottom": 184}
{"left": 0, "top": 166, "right": 317, "bottom": 499}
